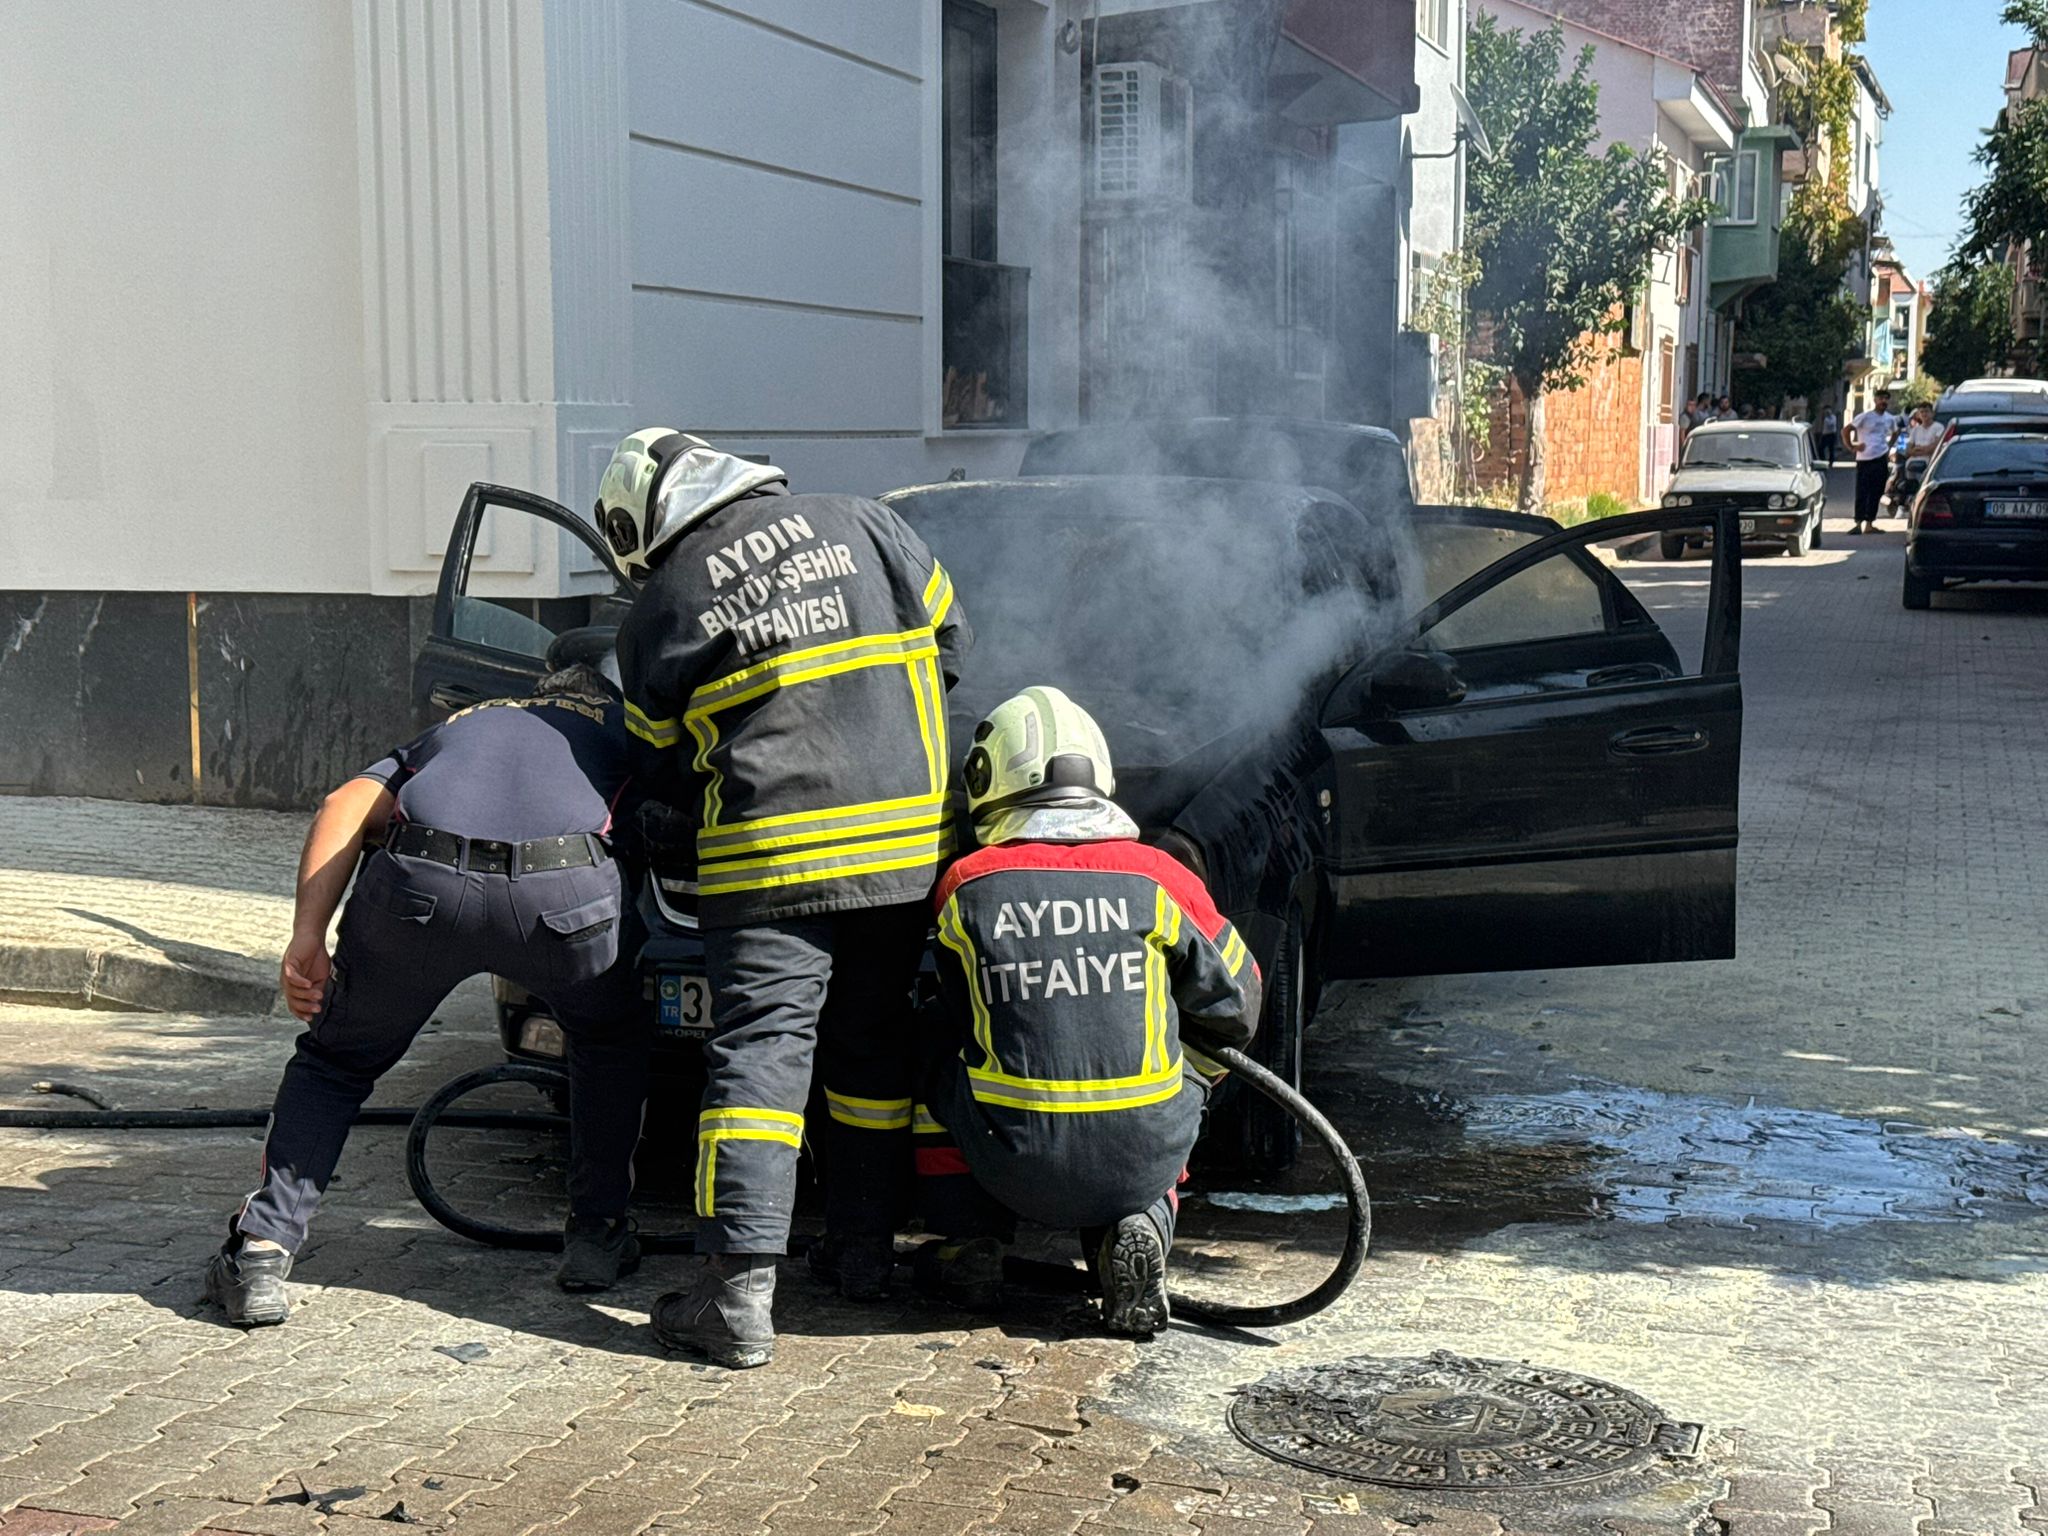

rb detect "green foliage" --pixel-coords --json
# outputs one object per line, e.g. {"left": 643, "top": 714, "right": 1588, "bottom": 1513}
{"left": 1897, "top": 374, "right": 1943, "bottom": 411}
{"left": 1961, "top": 97, "right": 2048, "bottom": 263}
{"left": 1406, "top": 251, "right": 1506, "bottom": 494}
{"left": 1730, "top": 235, "right": 1864, "bottom": 412}
{"left": 1584, "top": 490, "right": 1632, "bottom": 520}
{"left": 1778, "top": 45, "right": 1860, "bottom": 256}
{"left": 1838, "top": 0, "right": 1869, "bottom": 43}
{"left": 1921, "top": 259, "right": 2016, "bottom": 382}
{"left": 2004, "top": 0, "right": 2048, "bottom": 42}
{"left": 1465, "top": 16, "right": 1713, "bottom": 400}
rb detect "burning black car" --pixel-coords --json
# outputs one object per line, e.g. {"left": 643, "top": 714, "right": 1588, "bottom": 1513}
{"left": 411, "top": 476, "right": 1746, "bottom": 1169}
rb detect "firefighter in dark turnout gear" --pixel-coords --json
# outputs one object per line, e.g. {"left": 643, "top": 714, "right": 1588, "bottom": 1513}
{"left": 600, "top": 429, "right": 970, "bottom": 1368}
{"left": 202, "top": 663, "right": 651, "bottom": 1327}
{"left": 915, "top": 687, "right": 1261, "bottom": 1338}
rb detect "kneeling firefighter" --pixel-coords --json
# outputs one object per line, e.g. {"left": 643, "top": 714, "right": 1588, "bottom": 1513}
{"left": 914, "top": 687, "right": 1262, "bottom": 1337}
{"left": 598, "top": 430, "right": 970, "bottom": 1368}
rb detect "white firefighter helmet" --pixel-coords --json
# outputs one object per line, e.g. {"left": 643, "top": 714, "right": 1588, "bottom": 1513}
{"left": 594, "top": 429, "right": 787, "bottom": 580}
{"left": 964, "top": 686, "right": 1117, "bottom": 825}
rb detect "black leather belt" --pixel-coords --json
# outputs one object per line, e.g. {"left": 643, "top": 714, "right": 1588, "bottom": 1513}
{"left": 384, "top": 823, "right": 607, "bottom": 877}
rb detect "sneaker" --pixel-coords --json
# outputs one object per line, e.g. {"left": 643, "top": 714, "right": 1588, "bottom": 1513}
{"left": 652, "top": 1254, "right": 777, "bottom": 1368}
{"left": 806, "top": 1233, "right": 896, "bottom": 1300}
{"left": 1095, "top": 1214, "right": 1170, "bottom": 1339}
{"left": 913, "top": 1237, "right": 1005, "bottom": 1310}
{"left": 556, "top": 1215, "right": 640, "bottom": 1293}
{"left": 203, "top": 1237, "right": 292, "bottom": 1327}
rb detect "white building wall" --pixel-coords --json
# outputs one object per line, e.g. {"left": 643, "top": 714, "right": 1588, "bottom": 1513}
{"left": 1, "top": 0, "right": 1083, "bottom": 601}
{"left": 0, "top": 2, "right": 373, "bottom": 595}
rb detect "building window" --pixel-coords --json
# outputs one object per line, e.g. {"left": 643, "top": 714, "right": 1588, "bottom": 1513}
{"left": 1658, "top": 336, "right": 1676, "bottom": 424}
{"left": 1710, "top": 150, "right": 1759, "bottom": 226}
{"left": 941, "top": 0, "right": 1028, "bottom": 428}
{"left": 942, "top": 0, "right": 997, "bottom": 263}
{"left": 1417, "top": 0, "right": 1452, "bottom": 52}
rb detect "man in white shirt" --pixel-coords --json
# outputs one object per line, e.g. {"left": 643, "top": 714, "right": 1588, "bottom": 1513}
{"left": 1845, "top": 389, "right": 1898, "bottom": 534}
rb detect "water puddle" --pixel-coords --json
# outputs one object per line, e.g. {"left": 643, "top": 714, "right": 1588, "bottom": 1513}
{"left": 1196, "top": 1078, "right": 2048, "bottom": 1247}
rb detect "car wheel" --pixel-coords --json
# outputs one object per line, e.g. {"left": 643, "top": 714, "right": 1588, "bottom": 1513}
{"left": 1792, "top": 519, "right": 1813, "bottom": 558}
{"left": 1659, "top": 533, "right": 1687, "bottom": 561}
{"left": 1207, "top": 905, "right": 1308, "bottom": 1175}
{"left": 1810, "top": 514, "right": 1825, "bottom": 550}
{"left": 1902, "top": 567, "right": 1933, "bottom": 610}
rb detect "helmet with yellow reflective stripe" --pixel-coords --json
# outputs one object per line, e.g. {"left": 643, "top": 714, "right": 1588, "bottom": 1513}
{"left": 964, "top": 685, "right": 1115, "bottom": 823}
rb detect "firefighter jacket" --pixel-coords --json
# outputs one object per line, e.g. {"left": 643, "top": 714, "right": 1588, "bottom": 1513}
{"left": 924, "top": 839, "right": 1262, "bottom": 1228}
{"left": 618, "top": 483, "right": 971, "bottom": 926}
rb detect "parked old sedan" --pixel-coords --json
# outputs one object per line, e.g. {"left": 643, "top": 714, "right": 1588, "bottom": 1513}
{"left": 1661, "top": 420, "right": 1827, "bottom": 559}
{"left": 411, "top": 479, "right": 1746, "bottom": 1169}
{"left": 1903, "top": 432, "right": 2048, "bottom": 609}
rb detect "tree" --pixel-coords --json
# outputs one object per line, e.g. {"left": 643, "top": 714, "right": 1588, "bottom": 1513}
{"left": 2006, "top": 1, "right": 2048, "bottom": 41}
{"left": 1464, "top": 17, "right": 1711, "bottom": 510}
{"left": 1921, "top": 259, "right": 2016, "bottom": 382}
{"left": 1959, "top": 97, "right": 2048, "bottom": 266}
{"left": 1730, "top": 210, "right": 1865, "bottom": 413}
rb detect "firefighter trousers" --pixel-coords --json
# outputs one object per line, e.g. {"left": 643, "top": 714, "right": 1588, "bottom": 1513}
{"left": 694, "top": 904, "right": 930, "bottom": 1254}
{"left": 235, "top": 849, "right": 648, "bottom": 1254}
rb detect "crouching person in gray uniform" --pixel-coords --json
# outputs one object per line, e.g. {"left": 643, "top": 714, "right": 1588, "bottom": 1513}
{"left": 202, "top": 664, "right": 651, "bottom": 1326}
{"left": 912, "top": 687, "right": 1261, "bottom": 1338}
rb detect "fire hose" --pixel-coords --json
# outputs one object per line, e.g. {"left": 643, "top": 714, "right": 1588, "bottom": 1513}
{"left": 2, "top": 1048, "right": 1369, "bottom": 1328}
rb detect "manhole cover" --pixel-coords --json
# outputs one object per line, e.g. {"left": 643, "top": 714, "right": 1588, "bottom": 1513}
{"left": 1228, "top": 1350, "right": 1702, "bottom": 1491}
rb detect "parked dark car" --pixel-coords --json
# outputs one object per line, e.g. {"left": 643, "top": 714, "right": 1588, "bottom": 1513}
{"left": 1659, "top": 420, "right": 1826, "bottom": 558}
{"left": 413, "top": 479, "right": 1746, "bottom": 1168}
{"left": 1903, "top": 432, "right": 2048, "bottom": 609}
{"left": 1018, "top": 417, "right": 1415, "bottom": 520}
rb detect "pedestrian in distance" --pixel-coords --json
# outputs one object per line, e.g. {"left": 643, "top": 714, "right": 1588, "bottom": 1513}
{"left": 596, "top": 430, "right": 971, "bottom": 1369}
{"left": 1846, "top": 388, "right": 1900, "bottom": 534}
{"left": 1817, "top": 406, "right": 1840, "bottom": 468}
{"left": 203, "top": 662, "right": 652, "bottom": 1327}
{"left": 1717, "top": 395, "right": 1735, "bottom": 421}
{"left": 910, "top": 687, "right": 1261, "bottom": 1339}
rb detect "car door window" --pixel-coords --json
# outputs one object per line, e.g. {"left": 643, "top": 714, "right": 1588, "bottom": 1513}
{"left": 1413, "top": 521, "right": 1607, "bottom": 650}
{"left": 443, "top": 493, "right": 630, "bottom": 662}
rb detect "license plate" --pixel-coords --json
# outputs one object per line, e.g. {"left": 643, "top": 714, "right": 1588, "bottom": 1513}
{"left": 1986, "top": 500, "right": 2048, "bottom": 520}
{"left": 657, "top": 972, "right": 712, "bottom": 1035}
{"left": 1738, "top": 518, "right": 1756, "bottom": 534}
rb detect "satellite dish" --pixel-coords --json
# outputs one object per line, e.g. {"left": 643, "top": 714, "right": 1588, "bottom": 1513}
{"left": 1450, "top": 80, "right": 1495, "bottom": 163}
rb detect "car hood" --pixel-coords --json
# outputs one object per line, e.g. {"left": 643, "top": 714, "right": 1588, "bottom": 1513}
{"left": 1668, "top": 466, "right": 1802, "bottom": 494}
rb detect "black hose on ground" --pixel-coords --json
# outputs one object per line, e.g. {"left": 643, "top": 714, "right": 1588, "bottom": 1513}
{"left": 7, "top": 1048, "right": 1372, "bottom": 1326}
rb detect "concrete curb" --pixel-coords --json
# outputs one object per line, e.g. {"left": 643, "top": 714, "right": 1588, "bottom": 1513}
{"left": 0, "top": 939, "right": 277, "bottom": 1016}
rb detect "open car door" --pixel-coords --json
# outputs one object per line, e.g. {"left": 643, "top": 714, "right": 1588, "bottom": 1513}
{"left": 1319, "top": 507, "right": 1743, "bottom": 979}
{"left": 410, "top": 483, "right": 632, "bottom": 721}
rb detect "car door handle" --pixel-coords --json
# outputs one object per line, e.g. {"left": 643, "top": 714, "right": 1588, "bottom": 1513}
{"left": 431, "top": 683, "right": 486, "bottom": 710}
{"left": 1609, "top": 724, "right": 1707, "bottom": 757}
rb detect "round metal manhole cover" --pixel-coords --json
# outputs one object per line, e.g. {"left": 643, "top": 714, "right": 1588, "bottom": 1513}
{"left": 1228, "top": 1351, "right": 1703, "bottom": 1492}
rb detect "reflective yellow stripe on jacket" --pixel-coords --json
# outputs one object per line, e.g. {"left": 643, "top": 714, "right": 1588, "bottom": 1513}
{"left": 964, "top": 1057, "right": 1185, "bottom": 1114}
{"left": 825, "top": 1091, "right": 913, "bottom": 1131}
{"left": 675, "top": 627, "right": 950, "bottom": 897}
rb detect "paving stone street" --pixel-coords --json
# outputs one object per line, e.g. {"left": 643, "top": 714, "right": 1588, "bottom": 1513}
{"left": 3, "top": 470, "right": 2048, "bottom": 1535}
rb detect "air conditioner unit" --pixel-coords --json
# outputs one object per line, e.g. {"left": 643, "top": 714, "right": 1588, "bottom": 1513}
{"left": 1094, "top": 61, "right": 1193, "bottom": 201}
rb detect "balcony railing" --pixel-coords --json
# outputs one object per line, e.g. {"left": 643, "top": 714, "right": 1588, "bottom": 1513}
{"left": 942, "top": 257, "right": 1029, "bottom": 430}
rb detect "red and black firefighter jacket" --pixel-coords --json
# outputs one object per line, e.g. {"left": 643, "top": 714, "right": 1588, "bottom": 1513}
{"left": 618, "top": 485, "right": 971, "bottom": 926}
{"left": 922, "top": 839, "right": 1263, "bottom": 1228}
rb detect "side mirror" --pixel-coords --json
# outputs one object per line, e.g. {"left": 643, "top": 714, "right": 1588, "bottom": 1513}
{"left": 1367, "top": 649, "right": 1467, "bottom": 713}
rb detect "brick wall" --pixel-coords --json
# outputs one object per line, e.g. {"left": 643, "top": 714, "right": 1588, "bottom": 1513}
{"left": 1509, "top": 0, "right": 1744, "bottom": 95}
{"left": 1476, "top": 345, "right": 1644, "bottom": 505}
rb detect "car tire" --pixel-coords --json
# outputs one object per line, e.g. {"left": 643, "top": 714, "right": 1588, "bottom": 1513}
{"left": 1902, "top": 567, "right": 1933, "bottom": 610}
{"left": 1659, "top": 533, "right": 1687, "bottom": 561}
{"left": 1207, "top": 905, "right": 1308, "bottom": 1176}
{"left": 1792, "top": 519, "right": 1813, "bottom": 558}
{"left": 1810, "top": 514, "right": 1824, "bottom": 550}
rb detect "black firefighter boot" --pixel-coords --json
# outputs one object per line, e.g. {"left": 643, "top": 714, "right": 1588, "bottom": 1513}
{"left": 203, "top": 1222, "right": 292, "bottom": 1328}
{"left": 556, "top": 1215, "right": 641, "bottom": 1293}
{"left": 652, "top": 1254, "right": 777, "bottom": 1368}
{"left": 1094, "top": 1211, "right": 1171, "bottom": 1340}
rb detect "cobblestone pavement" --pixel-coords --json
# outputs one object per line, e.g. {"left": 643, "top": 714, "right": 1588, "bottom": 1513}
{"left": 3, "top": 469, "right": 2048, "bottom": 1533}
